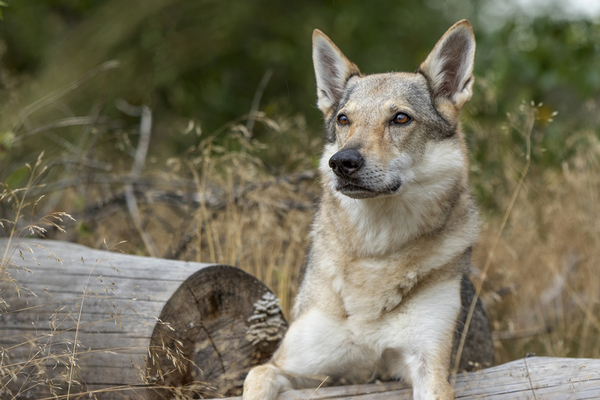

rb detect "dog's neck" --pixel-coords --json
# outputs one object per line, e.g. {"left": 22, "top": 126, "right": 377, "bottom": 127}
{"left": 318, "top": 142, "right": 477, "bottom": 258}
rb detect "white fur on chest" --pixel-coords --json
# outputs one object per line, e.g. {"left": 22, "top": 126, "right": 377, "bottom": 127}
{"left": 281, "top": 278, "right": 461, "bottom": 381}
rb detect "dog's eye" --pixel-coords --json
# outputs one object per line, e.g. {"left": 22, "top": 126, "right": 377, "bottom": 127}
{"left": 392, "top": 113, "right": 412, "bottom": 125}
{"left": 337, "top": 114, "right": 349, "bottom": 126}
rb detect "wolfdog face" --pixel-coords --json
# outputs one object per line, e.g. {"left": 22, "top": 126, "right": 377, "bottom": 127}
{"left": 313, "top": 21, "right": 476, "bottom": 201}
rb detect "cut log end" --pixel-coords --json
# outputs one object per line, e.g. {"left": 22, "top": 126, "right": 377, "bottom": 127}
{"left": 147, "top": 265, "right": 288, "bottom": 398}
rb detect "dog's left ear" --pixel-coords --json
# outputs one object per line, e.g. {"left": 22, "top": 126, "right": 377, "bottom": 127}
{"left": 419, "top": 20, "right": 476, "bottom": 109}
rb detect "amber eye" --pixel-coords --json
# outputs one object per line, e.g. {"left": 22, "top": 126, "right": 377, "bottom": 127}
{"left": 337, "top": 114, "right": 349, "bottom": 125}
{"left": 392, "top": 112, "right": 412, "bottom": 125}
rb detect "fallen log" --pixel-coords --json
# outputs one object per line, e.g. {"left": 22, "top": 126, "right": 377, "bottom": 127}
{"left": 214, "top": 356, "right": 600, "bottom": 399}
{"left": 0, "top": 239, "right": 287, "bottom": 399}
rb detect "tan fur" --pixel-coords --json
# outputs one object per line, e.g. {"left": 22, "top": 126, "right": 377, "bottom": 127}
{"left": 244, "top": 20, "right": 486, "bottom": 400}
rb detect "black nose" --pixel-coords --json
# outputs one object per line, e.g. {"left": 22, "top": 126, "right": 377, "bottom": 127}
{"left": 329, "top": 149, "right": 364, "bottom": 177}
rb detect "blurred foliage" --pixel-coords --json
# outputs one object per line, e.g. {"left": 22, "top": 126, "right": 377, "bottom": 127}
{"left": 0, "top": 0, "right": 599, "bottom": 209}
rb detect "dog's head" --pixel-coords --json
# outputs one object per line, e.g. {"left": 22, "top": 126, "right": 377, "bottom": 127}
{"left": 313, "top": 21, "right": 475, "bottom": 200}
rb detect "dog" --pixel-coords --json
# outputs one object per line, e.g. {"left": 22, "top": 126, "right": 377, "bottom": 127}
{"left": 243, "top": 20, "right": 493, "bottom": 400}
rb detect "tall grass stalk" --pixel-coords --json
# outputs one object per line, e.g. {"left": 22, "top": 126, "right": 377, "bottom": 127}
{"left": 452, "top": 102, "right": 537, "bottom": 380}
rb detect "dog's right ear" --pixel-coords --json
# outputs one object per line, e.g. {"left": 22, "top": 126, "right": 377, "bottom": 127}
{"left": 313, "top": 30, "right": 361, "bottom": 115}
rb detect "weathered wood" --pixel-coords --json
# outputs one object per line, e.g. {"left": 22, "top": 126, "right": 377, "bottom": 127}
{"left": 147, "top": 265, "right": 287, "bottom": 398}
{"left": 0, "top": 239, "right": 286, "bottom": 399}
{"left": 215, "top": 357, "right": 600, "bottom": 399}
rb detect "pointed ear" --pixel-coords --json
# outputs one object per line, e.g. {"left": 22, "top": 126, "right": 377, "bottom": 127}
{"left": 418, "top": 20, "right": 476, "bottom": 109}
{"left": 313, "top": 29, "right": 361, "bottom": 114}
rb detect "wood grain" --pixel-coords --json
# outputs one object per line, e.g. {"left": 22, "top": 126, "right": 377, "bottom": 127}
{"left": 216, "top": 357, "right": 600, "bottom": 400}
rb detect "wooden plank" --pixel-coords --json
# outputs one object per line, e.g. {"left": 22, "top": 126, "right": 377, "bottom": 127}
{"left": 4, "top": 239, "right": 207, "bottom": 277}
{"left": 11, "top": 277, "right": 188, "bottom": 300}
{"left": 22, "top": 385, "right": 152, "bottom": 400}
{"left": 214, "top": 357, "right": 600, "bottom": 400}
{"left": 1, "top": 304, "right": 179, "bottom": 330}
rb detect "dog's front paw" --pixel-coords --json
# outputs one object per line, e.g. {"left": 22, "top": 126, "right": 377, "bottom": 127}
{"left": 243, "top": 364, "right": 281, "bottom": 400}
{"left": 413, "top": 381, "right": 454, "bottom": 400}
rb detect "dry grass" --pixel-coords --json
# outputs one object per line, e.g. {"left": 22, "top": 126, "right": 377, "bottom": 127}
{"left": 0, "top": 110, "right": 322, "bottom": 398}
{"left": 477, "top": 128, "right": 600, "bottom": 363}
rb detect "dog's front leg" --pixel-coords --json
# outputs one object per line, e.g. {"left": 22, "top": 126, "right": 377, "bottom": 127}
{"left": 402, "top": 349, "right": 454, "bottom": 400}
{"left": 243, "top": 362, "right": 292, "bottom": 400}
{"left": 387, "top": 279, "right": 461, "bottom": 400}
{"left": 243, "top": 308, "right": 356, "bottom": 400}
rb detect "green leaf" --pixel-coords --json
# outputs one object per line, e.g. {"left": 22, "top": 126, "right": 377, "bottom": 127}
{"left": 0, "top": 1, "right": 8, "bottom": 20}
{"left": 5, "top": 166, "right": 29, "bottom": 189}
{"left": 0, "top": 131, "right": 14, "bottom": 149}
{"left": 77, "top": 222, "right": 93, "bottom": 237}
